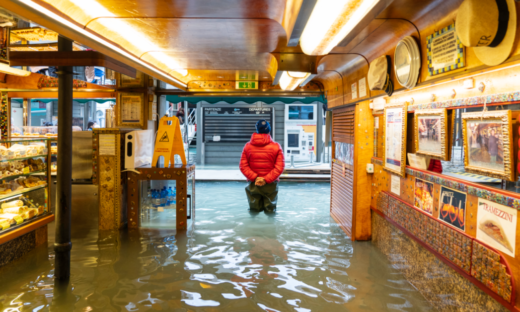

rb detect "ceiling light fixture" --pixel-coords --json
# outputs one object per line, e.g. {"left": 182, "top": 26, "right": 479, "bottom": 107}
{"left": 0, "top": 63, "right": 31, "bottom": 76}
{"left": 300, "top": 0, "right": 380, "bottom": 55}
{"left": 17, "top": 0, "right": 187, "bottom": 88}
{"left": 279, "top": 71, "right": 311, "bottom": 91}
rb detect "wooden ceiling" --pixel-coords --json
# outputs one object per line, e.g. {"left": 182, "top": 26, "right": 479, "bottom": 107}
{"left": 2, "top": 0, "right": 470, "bottom": 92}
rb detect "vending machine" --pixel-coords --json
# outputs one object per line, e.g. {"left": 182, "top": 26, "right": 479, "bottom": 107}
{"left": 284, "top": 104, "right": 317, "bottom": 162}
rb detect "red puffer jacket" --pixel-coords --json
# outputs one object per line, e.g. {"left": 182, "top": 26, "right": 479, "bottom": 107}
{"left": 240, "top": 133, "right": 285, "bottom": 184}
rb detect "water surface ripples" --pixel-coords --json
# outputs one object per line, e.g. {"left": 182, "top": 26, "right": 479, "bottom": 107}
{"left": 0, "top": 182, "right": 432, "bottom": 311}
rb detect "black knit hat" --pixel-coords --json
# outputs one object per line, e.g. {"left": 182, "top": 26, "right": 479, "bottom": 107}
{"left": 255, "top": 119, "right": 271, "bottom": 134}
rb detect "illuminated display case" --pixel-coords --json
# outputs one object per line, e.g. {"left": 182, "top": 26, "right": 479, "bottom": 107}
{"left": 0, "top": 138, "right": 53, "bottom": 235}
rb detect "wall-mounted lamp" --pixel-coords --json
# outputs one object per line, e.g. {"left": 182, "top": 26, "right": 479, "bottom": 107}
{"left": 279, "top": 71, "right": 311, "bottom": 90}
{"left": 300, "top": 0, "right": 380, "bottom": 55}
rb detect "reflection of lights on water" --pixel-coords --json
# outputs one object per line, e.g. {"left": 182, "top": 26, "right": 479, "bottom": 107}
{"left": 181, "top": 291, "right": 220, "bottom": 307}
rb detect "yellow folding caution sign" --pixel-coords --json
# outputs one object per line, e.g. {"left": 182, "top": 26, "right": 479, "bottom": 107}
{"left": 152, "top": 116, "right": 186, "bottom": 167}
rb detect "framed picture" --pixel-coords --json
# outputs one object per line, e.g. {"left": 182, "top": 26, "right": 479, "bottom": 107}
{"left": 383, "top": 103, "right": 408, "bottom": 177}
{"left": 461, "top": 110, "right": 514, "bottom": 181}
{"left": 426, "top": 23, "right": 465, "bottom": 76}
{"left": 118, "top": 93, "right": 145, "bottom": 128}
{"left": 438, "top": 186, "right": 466, "bottom": 231}
{"left": 118, "top": 71, "right": 144, "bottom": 88}
{"left": 414, "top": 178, "right": 434, "bottom": 215}
{"left": 414, "top": 109, "right": 449, "bottom": 160}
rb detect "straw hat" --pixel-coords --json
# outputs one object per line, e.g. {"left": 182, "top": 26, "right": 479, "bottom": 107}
{"left": 456, "top": 0, "right": 516, "bottom": 66}
{"left": 368, "top": 55, "right": 393, "bottom": 96}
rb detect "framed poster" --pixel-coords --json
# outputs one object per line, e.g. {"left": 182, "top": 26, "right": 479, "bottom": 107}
{"left": 461, "top": 110, "right": 514, "bottom": 181}
{"left": 414, "top": 178, "right": 434, "bottom": 215}
{"left": 118, "top": 71, "right": 144, "bottom": 88}
{"left": 438, "top": 186, "right": 466, "bottom": 231}
{"left": 426, "top": 23, "right": 465, "bottom": 76}
{"left": 414, "top": 109, "right": 449, "bottom": 160}
{"left": 477, "top": 198, "right": 517, "bottom": 257}
{"left": 118, "top": 93, "right": 145, "bottom": 128}
{"left": 383, "top": 103, "right": 407, "bottom": 177}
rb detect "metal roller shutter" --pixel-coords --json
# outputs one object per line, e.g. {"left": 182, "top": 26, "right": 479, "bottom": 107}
{"left": 331, "top": 105, "right": 355, "bottom": 238}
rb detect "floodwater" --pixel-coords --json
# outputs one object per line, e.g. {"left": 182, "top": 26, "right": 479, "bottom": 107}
{"left": 0, "top": 182, "right": 433, "bottom": 311}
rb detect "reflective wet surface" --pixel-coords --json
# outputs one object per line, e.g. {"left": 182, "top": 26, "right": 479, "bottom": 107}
{"left": 0, "top": 182, "right": 433, "bottom": 311}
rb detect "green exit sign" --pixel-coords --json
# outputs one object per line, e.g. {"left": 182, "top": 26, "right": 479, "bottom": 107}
{"left": 236, "top": 81, "right": 258, "bottom": 89}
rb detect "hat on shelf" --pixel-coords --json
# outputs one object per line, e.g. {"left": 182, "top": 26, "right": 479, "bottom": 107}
{"left": 368, "top": 55, "right": 394, "bottom": 96}
{"left": 456, "top": 0, "right": 516, "bottom": 66}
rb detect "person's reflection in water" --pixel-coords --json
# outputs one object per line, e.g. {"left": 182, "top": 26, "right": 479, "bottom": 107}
{"left": 231, "top": 237, "right": 288, "bottom": 297}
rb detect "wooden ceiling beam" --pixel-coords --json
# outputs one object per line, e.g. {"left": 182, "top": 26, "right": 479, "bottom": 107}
{"left": 8, "top": 51, "right": 136, "bottom": 78}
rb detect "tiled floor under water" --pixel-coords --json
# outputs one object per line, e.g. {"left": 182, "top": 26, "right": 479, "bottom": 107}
{"left": 0, "top": 182, "right": 433, "bottom": 311}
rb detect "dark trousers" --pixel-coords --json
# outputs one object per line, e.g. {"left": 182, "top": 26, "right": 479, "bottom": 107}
{"left": 245, "top": 181, "right": 278, "bottom": 212}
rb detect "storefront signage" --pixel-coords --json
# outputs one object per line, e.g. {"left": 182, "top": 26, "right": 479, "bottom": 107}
{"left": 477, "top": 198, "right": 517, "bottom": 257}
{"left": 235, "top": 81, "right": 258, "bottom": 90}
{"left": 427, "top": 23, "right": 465, "bottom": 76}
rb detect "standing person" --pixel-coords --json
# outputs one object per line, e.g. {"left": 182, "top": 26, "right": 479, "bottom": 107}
{"left": 488, "top": 128, "right": 499, "bottom": 165}
{"left": 239, "top": 120, "right": 285, "bottom": 213}
{"left": 176, "top": 107, "right": 185, "bottom": 124}
{"left": 87, "top": 121, "right": 97, "bottom": 131}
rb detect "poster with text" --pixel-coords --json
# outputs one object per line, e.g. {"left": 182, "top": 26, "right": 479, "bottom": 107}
{"left": 385, "top": 107, "right": 403, "bottom": 173}
{"left": 438, "top": 186, "right": 466, "bottom": 231}
{"left": 477, "top": 198, "right": 517, "bottom": 257}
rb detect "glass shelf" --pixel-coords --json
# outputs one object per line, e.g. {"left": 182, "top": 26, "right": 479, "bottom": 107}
{"left": 0, "top": 154, "right": 47, "bottom": 163}
{"left": 0, "top": 170, "right": 47, "bottom": 181}
{"left": 0, "top": 212, "right": 50, "bottom": 235}
{"left": 0, "top": 184, "right": 47, "bottom": 202}
{"left": 0, "top": 138, "right": 53, "bottom": 143}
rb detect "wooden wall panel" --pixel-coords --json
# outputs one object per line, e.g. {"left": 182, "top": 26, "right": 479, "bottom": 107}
{"left": 354, "top": 101, "right": 373, "bottom": 240}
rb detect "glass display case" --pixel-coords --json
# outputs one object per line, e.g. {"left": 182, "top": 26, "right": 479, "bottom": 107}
{"left": 139, "top": 180, "right": 177, "bottom": 228}
{"left": 0, "top": 138, "right": 52, "bottom": 234}
{"left": 11, "top": 125, "right": 82, "bottom": 138}
{"left": 126, "top": 164, "right": 196, "bottom": 230}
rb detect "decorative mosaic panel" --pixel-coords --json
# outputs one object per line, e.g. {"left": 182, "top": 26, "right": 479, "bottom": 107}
{"left": 377, "top": 192, "right": 389, "bottom": 215}
{"left": 407, "top": 90, "right": 520, "bottom": 111}
{"left": 379, "top": 193, "right": 515, "bottom": 305}
{"left": 471, "top": 241, "right": 512, "bottom": 302}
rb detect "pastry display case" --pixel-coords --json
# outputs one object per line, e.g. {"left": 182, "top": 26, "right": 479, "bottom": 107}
{"left": 0, "top": 138, "right": 53, "bottom": 235}
{"left": 11, "top": 126, "right": 82, "bottom": 138}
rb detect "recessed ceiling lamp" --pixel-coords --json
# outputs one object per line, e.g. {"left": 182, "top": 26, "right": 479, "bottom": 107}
{"left": 17, "top": 0, "right": 187, "bottom": 87}
{"left": 279, "top": 71, "right": 311, "bottom": 91}
{"left": 0, "top": 63, "right": 31, "bottom": 76}
{"left": 300, "top": 0, "right": 380, "bottom": 55}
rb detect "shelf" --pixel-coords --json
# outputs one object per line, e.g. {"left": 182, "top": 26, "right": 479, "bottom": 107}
{"left": 0, "top": 154, "right": 47, "bottom": 163}
{"left": 0, "top": 170, "right": 47, "bottom": 182}
{"left": 1, "top": 138, "right": 54, "bottom": 143}
{"left": 0, "top": 214, "right": 54, "bottom": 245}
{"left": 0, "top": 184, "right": 47, "bottom": 202}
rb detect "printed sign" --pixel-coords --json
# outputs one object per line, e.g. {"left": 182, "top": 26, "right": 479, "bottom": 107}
{"left": 391, "top": 174, "right": 400, "bottom": 195}
{"left": 427, "top": 23, "right": 465, "bottom": 76}
{"left": 385, "top": 108, "right": 403, "bottom": 172}
{"left": 438, "top": 186, "right": 466, "bottom": 231}
{"left": 99, "top": 134, "right": 116, "bottom": 156}
{"left": 351, "top": 82, "right": 358, "bottom": 100}
{"left": 477, "top": 198, "right": 517, "bottom": 257}
{"left": 358, "top": 77, "right": 367, "bottom": 98}
{"left": 414, "top": 178, "right": 434, "bottom": 215}
{"left": 152, "top": 116, "right": 186, "bottom": 167}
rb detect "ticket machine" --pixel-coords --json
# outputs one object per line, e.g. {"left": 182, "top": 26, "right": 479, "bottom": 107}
{"left": 284, "top": 104, "right": 317, "bottom": 161}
